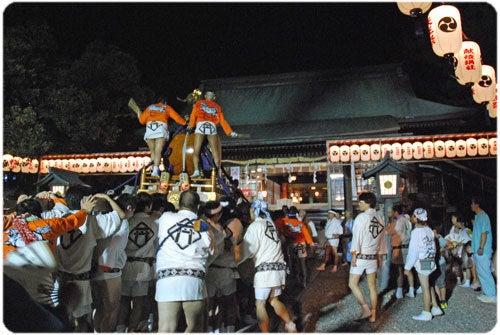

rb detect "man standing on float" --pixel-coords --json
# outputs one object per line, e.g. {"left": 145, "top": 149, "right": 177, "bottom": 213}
{"left": 187, "top": 91, "right": 238, "bottom": 178}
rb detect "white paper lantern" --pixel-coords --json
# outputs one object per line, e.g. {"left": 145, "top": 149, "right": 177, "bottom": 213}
{"left": 340, "top": 145, "right": 350, "bottom": 162}
{"left": 445, "top": 140, "right": 457, "bottom": 158}
{"left": 390, "top": 143, "right": 402, "bottom": 160}
{"left": 489, "top": 138, "right": 497, "bottom": 155}
{"left": 423, "top": 141, "right": 434, "bottom": 159}
{"left": 412, "top": 142, "right": 424, "bottom": 159}
{"left": 381, "top": 143, "right": 392, "bottom": 158}
{"left": 434, "top": 140, "right": 446, "bottom": 158}
{"left": 103, "top": 158, "right": 113, "bottom": 173}
{"left": 40, "top": 159, "right": 50, "bottom": 174}
{"left": 477, "top": 138, "right": 489, "bottom": 156}
{"left": 118, "top": 157, "right": 128, "bottom": 173}
{"left": 29, "top": 159, "right": 39, "bottom": 174}
{"left": 370, "top": 144, "right": 381, "bottom": 161}
{"left": 72, "top": 159, "right": 82, "bottom": 173}
{"left": 11, "top": 156, "right": 22, "bottom": 173}
{"left": 456, "top": 139, "right": 467, "bottom": 157}
{"left": 127, "top": 156, "right": 137, "bottom": 172}
{"left": 111, "top": 158, "right": 120, "bottom": 173}
{"left": 486, "top": 84, "right": 497, "bottom": 118}
{"left": 55, "top": 159, "right": 63, "bottom": 169}
{"left": 472, "top": 65, "right": 496, "bottom": 104}
{"left": 397, "top": 2, "right": 432, "bottom": 16}
{"left": 95, "top": 157, "right": 105, "bottom": 172}
{"left": 88, "top": 159, "right": 97, "bottom": 173}
{"left": 82, "top": 158, "right": 91, "bottom": 173}
{"left": 20, "top": 158, "right": 31, "bottom": 173}
{"left": 455, "top": 41, "right": 482, "bottom": 86}
{"left": 62, "top": 159, "right": 71, "bottom": 171}
{"left": 360, "top": 144, "right": 371, "bottom": 162}
{"left": 329, "top": 145, "right": 340, "bottom": 163}
{"left": 427, "top": 5, "right": 462, "bottom": 58}
{"left": 466, "top": 138, "right": 478, "bottom": 157}
{"left": 135, "top": 156, "right": 144, "bottom": 170}
{"left": 350, "top": 144, "right": 360, "bottom": 162}
{"left": 3, "top": 154, "right": 13, "bottom": 172}
{"left": 402, "top": 142, "right": 413, "bottom": 160}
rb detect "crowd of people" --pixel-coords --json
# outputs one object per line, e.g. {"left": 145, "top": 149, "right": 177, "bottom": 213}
{"left": 3, "top": 182, "right": 496, "bottom": 332}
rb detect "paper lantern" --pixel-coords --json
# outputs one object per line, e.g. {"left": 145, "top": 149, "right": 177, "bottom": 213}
{"left": 11, "top": 156, "right": 21, "bottom": 172}
{"left": 477, "top": 138, "right": 489, "bottom": 156}
{"left": 489, "top": 138, "right": 497, "bottom": 155}
{"left": 423, "top": 141, "right": 434, "bottom": 159}
{"left": 427, "top": 5, "right": 462, "bottom": 58}
{"left": 329, "top": 145, "right": 340, "bottom": 162}
{"left": 73, "top": 159, "right": 82, "bottom": 173}
{"left": 360, "top": 144, "right": 371, "bottom": 161}
{"left": 20, "top": 158, "right": 31, "bottom": 173}
{"left": 29, "top": 159, "right": 39, "bottom": 174}
{"left": 3, "top": 154, "right": 13, "bottom": 172}
{"left": 466, "top": 138, "right": 478, "bottom": 156}
{"left": 40, "top": 160, "right": 49, "bottom": 174}
{"left": 486, "top": 84, "right": 497, "bottom": 118}
{"left": 119, "top": 157, "right": 128, "bottom": 173}
{"left": 127, "top": 156, "right": 137, "bottom": 172}
{"left": 381, "top": 143, "right": 392, "bottom": 158}
{"left": 142, "top": 157, "right": 151, "bottom": 170}
{"left": 96, "top": 157, "right": 105, "bottom": 172}
{"left": 445, "top": 140, "right": 457, "bottom": 158}
{"left": 62, "top": 159, "right": 71, "bottom": 170}
{"left": 103, "top": 158, "right": 113, "bottom": 173}
{"left": 111, "top": 158, "right": 120, "bottom": 173}
{"left": 456, "top": 139, "right": 467, "bottom": 157}
{"left": 434, "top": 140, "right": 446, "bottom": 158}
{"left": 340, "top": 145, "right": 350, "bottom": 162}
{"left": 81, "top": 158, "right": 91, "bottom": 173}
{"left": 472, "top": 65, "right": 497, "bottom": 104}
{"left": 455, "top": 41, "right": 482, "bottom": 86}
{"left": 370, "top": 144, "right": 381, "bottom": 161}
{"left": 412, "top": 142, "right": 423, "bottom": 159}
{"left": 397, "top": 2, "right": 432, "bottom": 17}
{"left": 350, "top": 144, "right": 360, "bottom": 162}
{"left": 89, "top": 159, "right": 97, "bottom": 173}
{"left": 391, "top": 143, "right": 402, "bottom": 160}
{"left": 55, "top": 159, "right": 63, "bottom": 169}
{"left": 402, "top": 142, "right": 413, "bottom": 160}
{"left": 135, "top": 156, "right": 144, "bottom": 170}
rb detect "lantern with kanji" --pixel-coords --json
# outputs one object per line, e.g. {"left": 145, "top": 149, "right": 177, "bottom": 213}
{"left": 472, "top": 65, "right": 496, "bottom": 105}
{"left": 423, "top": 141, "right": 434, "bottom": 159}
{"left": 402, "top": 142, "right": 413, "bottom": 160}
{"left": 489, "top": 138, "right": 497, "bottom": 155}
{"left": 427, "top": 5, "right": 462, "bottom": 58}
{"left": 486, "top": 84, "right": 497, "bottom": 118}
{"left": 397, "top": 2, "right": 432, "bottom": 17}
{"left": 412, "top": 141, "right": 423, "bottom": 160}
{"left": 455, "top": 41, "right": 482, "bottom": 86}
{"left": 391, "top": 143, "right": 402, "bottom": 160}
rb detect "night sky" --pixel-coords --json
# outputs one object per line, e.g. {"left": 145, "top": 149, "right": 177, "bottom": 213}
{"left": 3, "top": 2, "right": 497, "bottom": 103}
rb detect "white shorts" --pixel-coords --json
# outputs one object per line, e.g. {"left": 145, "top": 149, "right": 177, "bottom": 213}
{"left": 195, "top": 121, "right": 217, "bottom": 135}
{"left": 254, "top": 286, "right": 283, "bottom": 300}
{"left": 155, "top": 276, "right": 206, "bottom": 302}
{"left": 205, "top": 267, "right": 238, "bottom": 298}
{"left": 327, "top": 238, "right": 340, "bottom": 247}
{"left": 121, "top": 279, "right": 150, "bottom": 297}
{"left": 144, "top": 121, "right": 169, "bottom": 140}
{"left": 349, "top": 259, "right": 378, "bottom": 275}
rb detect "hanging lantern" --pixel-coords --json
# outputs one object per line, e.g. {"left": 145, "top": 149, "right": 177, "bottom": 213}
{"left": 29, "top": 158, "right": 39, "bottom": 174}
{"left": 89, "top": 159, "right": 97, "bottom": 173}
{"left": 391, "top": 143, "right": 402, "bottom": 160}
{"left": 11, "top": 156, "right": 21, "bottom": 173}
{"left": 40, "top": 159, "right": 49, "bottom": 174}
{"left": 350, "top": 144, "right": 360, "bottom": 162}
{"left": 119, "top": 157, "right": 128, "bottom": 173}
{"left": 55, "top": 159, "right": 63, "bottom": 169}
{"left": 466, "top": 138, "right": 478, "bottom": 156}
{"left": 486, "top": 84, "right": 497, "bottom": 118}
{"left": 455, "top": 41, "right": 482, "bottom": 86}
{"left": 3, "top": 154, "right": 13, "bottom": 172}
{"left": 360, "top": 144, "right": 371, "bottom": 161}
{"left": 489, "top": 137, "right": 497, "bottom": 155}
{"left": 127, "top": 156, "right": 137, "bottom": 172}
{"left": 472, "top": 65, "right": 497, "bottom": 104}
{"left": 82, "top": 158, "right": 91, "bottom": 173}
{"left": 96, "top": 157, "right": 105, "bottom": 172}
{"left": 434, "top": 140, "right": 446, "bottom": 158}
{"left": 370, "top": 144, "right": 381, "bottom": 161}
{"left": 456, "top": 139, "right": 467, "bottom": 157}
{"left": 20, "top": 158, "right": 31, "bottom": 173}
{"left": 62, "top": 159, "right": 71, "bottom": 170}
{"left": 329, "top": 145, "right": 340, "bottom": 163}
{"left": 340, "top": 145, "right": 350, "bottom": 162}
{"left": 402, "top": 142, "right": 413, "bottom": 160}
{"left": 412, "top": 142, "right": 424, "bottom": 159}
{"left": 423, "top": 141, "right": 434, "bottom": 159}
{"left": 427, "top": 5, "right": 462, "bottom": 58}
{"left": 477, "top": 138, "right": 489, "bottom": 156}
{"left": 73, "top": 159, "right": 82, "bottom": 173}
{"left": 397, "top": 2, "right": 432, "bottom": 17}
{"left": 381, "top": 143, "right": 392, "bottom": 158}
{"left": 445, "top": 140, "right": 457, "bottom": 158}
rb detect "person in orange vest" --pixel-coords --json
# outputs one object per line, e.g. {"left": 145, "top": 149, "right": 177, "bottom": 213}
{"left": 281, "top": 206, "right": 314, "bottom": 288}
{"left": 137, "top": 97, "right": 187, "bottom": 177}
{"left": 187, "top": 91, "right": 238, "bottom": 178}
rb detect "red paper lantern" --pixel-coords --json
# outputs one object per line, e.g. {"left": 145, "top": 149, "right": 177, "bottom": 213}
{"left": 455, "top": 41, "right": 482, "bottom": 86}
{"left": 427, "top": 5, "right": 462, "bottom": 58}
{"left": 397, "top": 2, "right": 432, "bottom": 17}
{"left": 472, "top": 65, "right": 496, "bottom": 104}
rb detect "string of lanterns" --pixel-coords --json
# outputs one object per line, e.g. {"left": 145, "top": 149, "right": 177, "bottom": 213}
{"left": 397, "top": 2, "right": 497, "bottom": 118}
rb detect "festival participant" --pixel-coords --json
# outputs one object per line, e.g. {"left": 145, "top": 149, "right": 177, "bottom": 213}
{"left": 238, "top": 197, "right": 297, "bottom": 332}
{"left": 155, "top": 189, "right": 215, "bottom": 332}
{"left": 56, "top": 186, "right": 126, "bottom": 332}
{"left": 349, "top": 192, "right": 388, "bottom": 323}
{"left": 136, "top": 97, "right": 187, "bottom": 177}
{"left": 187, "top": 91, "right": 238, "bottom": 178}
{"left": 91, "top": 193, "right": 137, "bottom": 332}
{"left": 316, "top": 209, "right": 343, "bottom": 273}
